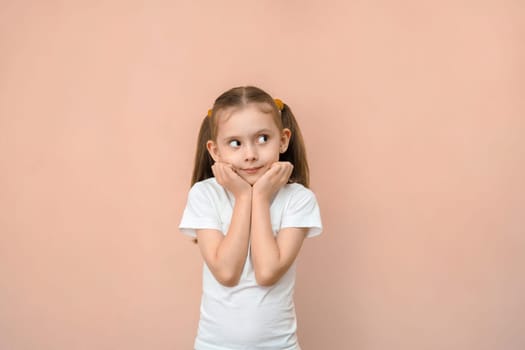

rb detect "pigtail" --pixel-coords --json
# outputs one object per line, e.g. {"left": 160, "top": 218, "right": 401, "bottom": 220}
{"left": 279, "top": 103, "right": 310, "bottom": 188}
{"left": 191, "top": 115, "right": 214, "bottom": 186}
{"left": 189, "top": 115, "right": 215, "bottom": 245}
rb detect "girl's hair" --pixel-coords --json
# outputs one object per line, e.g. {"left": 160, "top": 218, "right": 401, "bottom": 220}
{"left": 191, "top": 86, "right": 310, "bottom": 188}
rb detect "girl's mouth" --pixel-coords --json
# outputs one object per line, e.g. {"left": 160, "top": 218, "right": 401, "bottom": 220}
{"left": 241, "top": 166, "right": 264, "bottom": 175}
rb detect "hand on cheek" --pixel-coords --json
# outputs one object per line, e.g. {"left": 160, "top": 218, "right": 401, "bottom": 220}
{"left": 211, "top": 162, "right": 252, "bottom": 198}
{"left": 253, "top": 161, "right": 293, "bottom": 202}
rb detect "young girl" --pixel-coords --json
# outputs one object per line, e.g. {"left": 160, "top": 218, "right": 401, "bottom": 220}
{"left": 179, "top": 86, "right": 322, "bottom": 350}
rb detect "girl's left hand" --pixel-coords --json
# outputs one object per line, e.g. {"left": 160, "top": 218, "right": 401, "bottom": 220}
{"left": 252, "top": 161, "right": 293, "bottom": 202}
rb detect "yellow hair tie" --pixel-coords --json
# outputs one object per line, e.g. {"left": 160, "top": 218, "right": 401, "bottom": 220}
{"left": 274, "top": 98, "right": 284, "bottom": 111}
{"left": 207, "top": 109, "right": 213, "bottom": 118}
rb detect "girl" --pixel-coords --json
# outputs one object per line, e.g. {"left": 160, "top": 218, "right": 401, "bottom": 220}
{"left": 179, "top": 86, "right": 322, "bottom": 350}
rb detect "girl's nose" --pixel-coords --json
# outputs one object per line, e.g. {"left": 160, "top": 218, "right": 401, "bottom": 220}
{"left": 244, "top": 144, "right": 258, "bottom": 161}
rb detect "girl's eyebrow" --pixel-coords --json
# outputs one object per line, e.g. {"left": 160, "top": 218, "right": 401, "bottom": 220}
{"left": 253, "top": 128, "right": 273, "bottom": 135}
{"left": 221, "top": 128, "right": 273, "bottom": 140}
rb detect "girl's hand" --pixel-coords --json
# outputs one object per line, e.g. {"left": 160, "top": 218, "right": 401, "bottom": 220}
{"left": 212, "top": 162, "right": 252, "bottom": 199}
{"left": 252, "top": 161, "right": 293, "bottom": 202}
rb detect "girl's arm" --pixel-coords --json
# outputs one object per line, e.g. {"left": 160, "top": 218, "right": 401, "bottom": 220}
{"left": 196, "top": 163, "right": 252, "bottom": 287}
{"left": 250, "top": 162, "right": 307, "bottom": 286}
{"left": 251, "top": 198, "right": 308, "bottom": 286}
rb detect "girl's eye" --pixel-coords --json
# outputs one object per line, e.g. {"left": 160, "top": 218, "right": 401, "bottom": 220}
{"left": 257, "top": 135, "right": 269, "bottom": 144}
{"left": 229, "top": 140, "right": 241, "bottom": 148}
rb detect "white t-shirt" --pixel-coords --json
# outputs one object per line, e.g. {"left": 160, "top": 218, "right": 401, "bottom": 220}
{"left": 179, "top": 177, "right": 322, "bottom": 350}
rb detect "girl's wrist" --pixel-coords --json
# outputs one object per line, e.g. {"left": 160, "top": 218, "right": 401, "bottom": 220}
{"left": 235, "top": 188, "right": 253, "bottom": 202}
{"left": 251, "top": 190, "right": 271, "bottom": 205}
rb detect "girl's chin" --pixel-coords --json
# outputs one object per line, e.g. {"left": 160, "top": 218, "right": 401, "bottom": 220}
{"left": 237, "top": 167, "right": 269, "bottom": 185}
{"left": 238, "top": 173, "right": 261, "bottom": 185}
{"left": 240, "top": 177, "right": 258, "bottom": 186}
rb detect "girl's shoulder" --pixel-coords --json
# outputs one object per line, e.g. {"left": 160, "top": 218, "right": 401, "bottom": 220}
{"left": 192, "top": 177, "right": 218, "bottom": 188}
{"left": 283, "top": 182, "right": 315, "bottom": 195}
{"left": 190, "top": 177, "right": 220, "bottom": 192}
{"left": 189, "top": 177, "right": 228, "bottom": 202}
{"left": 278, "top": 182, "right": 318, "bottom": 204}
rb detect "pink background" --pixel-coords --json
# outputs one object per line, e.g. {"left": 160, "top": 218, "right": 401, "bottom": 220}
{"left": 1, "top": 1, "right": 524, "bottom": 349}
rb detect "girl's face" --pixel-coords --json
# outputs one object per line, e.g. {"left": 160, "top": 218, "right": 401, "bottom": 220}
{"left": 206, "top": 103, "right": 291, "bottom": 185}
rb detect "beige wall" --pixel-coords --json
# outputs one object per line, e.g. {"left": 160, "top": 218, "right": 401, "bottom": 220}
{"left": 1, "top": 1, "right": 524, "bottom": 349}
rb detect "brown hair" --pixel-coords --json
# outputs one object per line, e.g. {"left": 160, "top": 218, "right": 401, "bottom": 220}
{"left": 191, "top": 86, "right": 310, "bottom": 188}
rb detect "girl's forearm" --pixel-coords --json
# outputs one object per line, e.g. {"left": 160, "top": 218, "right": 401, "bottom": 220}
{"left": 214, "top": 193, "right": 252, "bottom": 286}
{"left": 250, "top": 193, "right": 281, "bottom": 286}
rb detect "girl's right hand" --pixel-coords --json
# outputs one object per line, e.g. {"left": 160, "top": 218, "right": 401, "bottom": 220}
{"left": 211, "top": 162, "right": 252, "bottom": 199}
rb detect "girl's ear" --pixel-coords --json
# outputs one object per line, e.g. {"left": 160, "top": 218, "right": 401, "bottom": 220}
{"left": 206, "top": 140, "right": 220, "bottom": 162}
{"left": 280, "top": 128, "right": 291, "bottom": 153}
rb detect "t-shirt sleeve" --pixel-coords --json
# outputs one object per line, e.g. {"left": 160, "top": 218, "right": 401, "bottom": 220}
{"left": 179, "top": 182, "right": 222, "bottom": 238}
{"left": 281, "top": 187, "right": 323, "bottom": 238}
